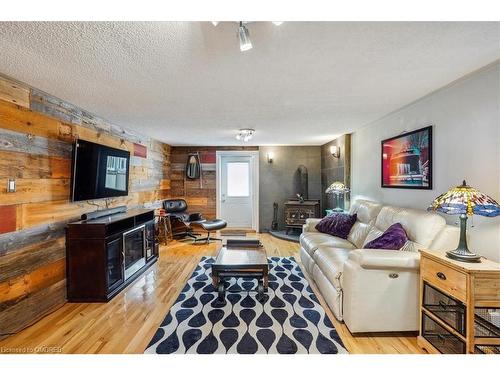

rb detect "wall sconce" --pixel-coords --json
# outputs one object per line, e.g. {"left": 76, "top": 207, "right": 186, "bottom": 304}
{"left": 267, "top": 152, "right": 274, "bottom": 164}
{"left": 330, "top": 145, "right": 340, "bottom": 158}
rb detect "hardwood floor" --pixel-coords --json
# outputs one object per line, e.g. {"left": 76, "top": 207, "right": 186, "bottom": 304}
{"left": 0, "top": 233, "right": 424, "bottom": 354}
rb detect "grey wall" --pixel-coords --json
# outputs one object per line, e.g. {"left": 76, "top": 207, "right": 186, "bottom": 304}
{"left": 321, "top": 134, "right": 351, "bottom": 213}
{"left": 259, "top": 146, "right": 321, "bottom": 232}
{"left": 351, "top": 62, "right": 500, "bottom": 261}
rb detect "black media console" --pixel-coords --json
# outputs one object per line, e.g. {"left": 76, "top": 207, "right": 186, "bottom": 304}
{"left": 66, "top": 208, "right": 158, "bottom": 302}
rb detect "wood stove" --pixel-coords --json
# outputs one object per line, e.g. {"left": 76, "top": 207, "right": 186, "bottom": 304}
{"left": 284, "top": 199, "right": 320, "bottom": 234}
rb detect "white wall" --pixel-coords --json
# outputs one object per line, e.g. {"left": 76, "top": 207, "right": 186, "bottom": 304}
{"left": 352, "top": 62, "right": 500, "bottom": 261}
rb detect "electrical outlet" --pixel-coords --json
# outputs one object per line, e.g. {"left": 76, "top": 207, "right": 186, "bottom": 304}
{"left": 7, "top": 178, "right": 16, "bottom": 193}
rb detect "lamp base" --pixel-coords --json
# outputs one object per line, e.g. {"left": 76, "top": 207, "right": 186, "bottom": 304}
{"left": 446, "top": 249, "right": 481, "bottom": 263}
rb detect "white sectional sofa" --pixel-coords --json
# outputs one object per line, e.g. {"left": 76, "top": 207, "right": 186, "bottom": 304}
{"left": 300, "top": 199, "right": 459, "bottom": 333}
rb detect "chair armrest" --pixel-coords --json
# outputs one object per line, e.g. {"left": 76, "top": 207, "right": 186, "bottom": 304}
{"left": 303, "top": 218, "right": 322, "bottom": 233}
{"left": 347, "top": 249, "right": 420, "bottom": 270}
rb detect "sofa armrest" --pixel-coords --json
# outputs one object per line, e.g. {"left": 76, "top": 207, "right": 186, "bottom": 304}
{"left": 303, "top": 218, "right": 322, "bottom": 233}
{"left": 347, "top": 249, "right": 420, "bottom": 270}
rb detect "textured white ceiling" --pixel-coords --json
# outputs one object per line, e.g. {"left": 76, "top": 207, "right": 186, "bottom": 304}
{"left": 0, "top": 22, "right": 499, "bottom": 146}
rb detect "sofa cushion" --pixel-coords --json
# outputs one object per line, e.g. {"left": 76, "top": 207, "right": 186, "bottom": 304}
{"left": 349, "top": 199, "right": 383, "bottom": 224}
{"left": 362, "top": 227, "right": 384, "bottom": 247}
{"left": 313, "top": 247, "right": 351, "bottom": 290}
{"left": 315, "top": 213, "right": 357, "bottom": 239}
{"left": 374, "top": 206, "right": 446, "bottom": 248}
{"left": 364, "top": 223, "right": 408, "bottom": 250}
{"left": 300, "top": 233, "right": 355, "bottom": 256}
{"left": 347, "top": 221, "right": 372, "bottom": 249}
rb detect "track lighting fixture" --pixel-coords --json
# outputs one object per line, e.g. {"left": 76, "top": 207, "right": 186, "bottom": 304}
{"left": 238, "top": 22, "right": 252, "bottom": 52}
{"left": 211, "top": 22, "right": 284, "bottom": 52}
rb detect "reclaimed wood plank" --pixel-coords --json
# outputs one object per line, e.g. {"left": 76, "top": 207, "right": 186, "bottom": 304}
{"left": 0, "top": 178, "right": 70, "bottom": 205}
{"left": 0, "top": 222, "right": 66, "bottom": 256}
{"left": 133, "top": 143, "right": 147, "bottom": 158}
{"left": 0, "top": 77, "right": 30, "bottom": 108}
{"left": 0, "top": 127, "right": 72, "bottom": 158}
{"left": 0, "top": 150, "right": 70, "bottom": 179}
{"left": 0, "top": 205, "right": 17, "bottom": 234}
{"left": 0, "top": 258, "right": 65, "bottom": 306}
{"left": 159, "top": 179, "right": 171, "bottom": 190}
{"left": 0, "top": 99, "right": 72, "bottom": 141}
{"left": 0, "top": 237, "right": 65, "bottom": 283}
{"left": 0, "top": 279, "right": 66, "bottom": 336}
{"left": 18, "top": 200, "right": 90, "bottom": 229}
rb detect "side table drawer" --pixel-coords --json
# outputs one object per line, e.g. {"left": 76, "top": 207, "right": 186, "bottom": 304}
{"left": 422, "top": 312, "right": 466, "bottom": 354}
{"left": 421, "top": 257, "right": 467, "bottom": 301}
{"left": 423, "top": 282, "right": 466, "bottom": 336}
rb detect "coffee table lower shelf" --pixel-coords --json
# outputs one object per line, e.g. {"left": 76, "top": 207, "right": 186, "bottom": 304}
{"left": 211, "top": 265, "right": 269, "bottom": 302}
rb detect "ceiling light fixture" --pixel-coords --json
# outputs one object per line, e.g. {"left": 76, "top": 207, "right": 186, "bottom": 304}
{"left": 211, "top": 21, "right": 219, "bottom": 27}
{"left": 272, "top": 22, "right": 283, "bottom": 26}
{"left": 235, "top": 129, "right": 255, "bottom": 142}
{"left": 238, "top": 22, "right": 252, "bottom": 52}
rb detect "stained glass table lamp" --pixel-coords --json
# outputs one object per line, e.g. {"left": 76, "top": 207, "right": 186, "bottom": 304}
{"left": 325, "top": 181, "right": 349, "bottom": 212}
{"left": 428, "top": 180, "right": 500, "bottom": 262}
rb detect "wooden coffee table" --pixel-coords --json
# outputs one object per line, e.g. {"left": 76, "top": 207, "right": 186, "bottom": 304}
{"left": 211, "top": 240, "right": 269, "bottom": 302}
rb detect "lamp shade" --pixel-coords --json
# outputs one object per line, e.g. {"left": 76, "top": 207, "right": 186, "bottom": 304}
{"left": 325, "top": 181, "right": 349, "bottom": 194}
{"left": 428, "top": 180, "right": 500, "bottom": 217}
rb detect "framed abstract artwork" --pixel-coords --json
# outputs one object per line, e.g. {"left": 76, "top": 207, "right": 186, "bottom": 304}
{"left": 381, "top": 126, "right": 432, "bottom": 189}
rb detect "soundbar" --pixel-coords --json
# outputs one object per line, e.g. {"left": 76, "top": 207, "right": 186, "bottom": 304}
{"left": 81, "top": 205, "right": 128, "bottom": 221}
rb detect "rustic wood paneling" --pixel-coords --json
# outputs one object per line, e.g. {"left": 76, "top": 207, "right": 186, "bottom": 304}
{"left": 133, "top": 143, "right": 147, "bottom": 158}
{"left": 0, "top": 258, "right": 65, "bottom": 306}
{"left": 0, "top": 237, "right": 66, "bottom": 283}
{"left": 0, "top": 127, "right": 72, "bottom": 158}
{"left": 0, "top": 75, "right": 172, "bottom": 338}
{"left": 0, "top": 150, "right": 70, "bottom": 179}
{"left": 0, "top": 76, "right": 30, "bottom": 108}
{"left": 0, "top": 178, "right": 70, "bottom": 205}
{"left": 0, "top": 280, "right": 66, "bottom": 336}
{"left": 0, "top": 205, "right": 17, "bottom": 234}
{"left": 0, "top": 222, "right": 66, "bottom": 256}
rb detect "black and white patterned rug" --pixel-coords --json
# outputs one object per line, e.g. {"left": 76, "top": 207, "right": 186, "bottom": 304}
{"left": 145, "top": 256, "right": 347, "bottom": 354}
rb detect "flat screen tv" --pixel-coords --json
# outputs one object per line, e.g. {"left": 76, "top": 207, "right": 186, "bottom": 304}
{"left": 71, "top": 139, "right": 131, "bottom": 201}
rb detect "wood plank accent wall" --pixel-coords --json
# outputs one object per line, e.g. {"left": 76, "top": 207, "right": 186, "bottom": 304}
{"left": 0, "top": 74, "right": 171, "bottom": 338}
{"left": 170, "top": 146, "right": 258, "bottom": 220}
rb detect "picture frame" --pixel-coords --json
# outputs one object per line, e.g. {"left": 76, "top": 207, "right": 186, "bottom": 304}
{"left": 381, "top": 125, "right": 433, "bottom": 189}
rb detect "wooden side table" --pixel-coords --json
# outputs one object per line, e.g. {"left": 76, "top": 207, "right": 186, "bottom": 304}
{"left": 418, "top": 249, "right": 500, "bottom": 354}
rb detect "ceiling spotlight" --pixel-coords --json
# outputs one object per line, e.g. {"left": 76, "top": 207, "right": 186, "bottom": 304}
{"left": 238, "top": 22, "right": 252, "bottom": 52}
{"left": 211, "top": 21, "right": 219, "bottom": 26}
{"left": 272, "top": 21, "right": 284, "bottom": 26}
{"left": 235, "top": 129, "right": 255, "bottom": 142}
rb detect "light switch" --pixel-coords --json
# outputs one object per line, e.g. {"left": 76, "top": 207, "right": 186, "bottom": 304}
{"left": 7, "top": 178, "right": 16, "bottom": 193}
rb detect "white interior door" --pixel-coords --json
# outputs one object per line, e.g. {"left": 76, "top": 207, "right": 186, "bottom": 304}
{"left": 218, "top": 154, "right": 256, "bottom": 228}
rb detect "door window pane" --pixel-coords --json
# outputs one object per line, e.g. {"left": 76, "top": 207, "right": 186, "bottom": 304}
{"left": 227, "top": 162, "right": 250, "bottom": 197}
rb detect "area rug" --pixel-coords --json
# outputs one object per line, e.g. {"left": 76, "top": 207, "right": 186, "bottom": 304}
{"left": 145, "top": 256, "right": 347, "bottom": 354}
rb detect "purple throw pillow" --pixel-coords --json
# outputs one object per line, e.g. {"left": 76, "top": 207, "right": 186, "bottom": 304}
{"left": 364, "top": 223, "right": 408, "bottom": 250}
{"left": 315, "top": 213, "right": 357, "bottom": 239}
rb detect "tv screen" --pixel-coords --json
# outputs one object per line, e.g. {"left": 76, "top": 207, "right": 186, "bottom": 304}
{"left": 71, "top": 139, "right": 130, "bottom": 201}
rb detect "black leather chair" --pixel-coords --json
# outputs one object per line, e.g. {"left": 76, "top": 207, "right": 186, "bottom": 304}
{"left": 163, "top": 199, "right": 204, "bottom": 240}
